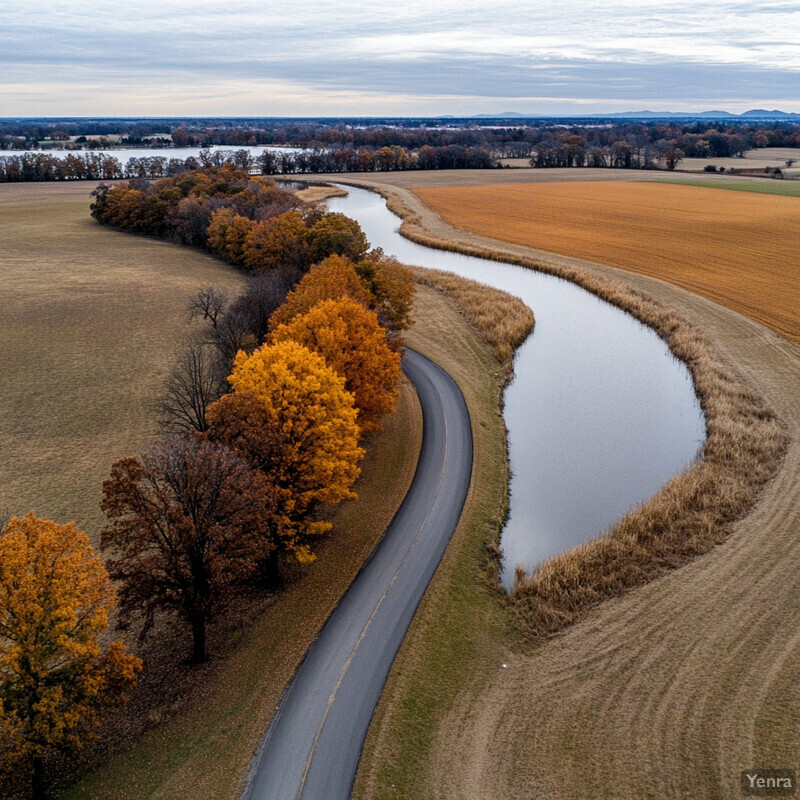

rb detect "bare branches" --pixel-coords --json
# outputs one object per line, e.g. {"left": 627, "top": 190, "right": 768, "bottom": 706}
{"left": 158, "top": 342, "right": 225, "bottom": 433}
{"left": 188, "top": 286, "right": 228, "bottom": 329}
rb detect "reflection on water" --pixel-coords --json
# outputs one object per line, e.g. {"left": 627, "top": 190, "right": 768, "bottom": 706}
{"left": 327, "top": 185, "right": 706, "bottom": 588}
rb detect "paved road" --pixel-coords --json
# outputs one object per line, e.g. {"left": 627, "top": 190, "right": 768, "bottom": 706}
{"left": 241, "top": 348, "right": 473, "bottom": 800}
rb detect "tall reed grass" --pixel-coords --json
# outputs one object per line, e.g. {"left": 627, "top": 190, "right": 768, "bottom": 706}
{"left": 410, "top": 266, "right": 533, "bottom": 375}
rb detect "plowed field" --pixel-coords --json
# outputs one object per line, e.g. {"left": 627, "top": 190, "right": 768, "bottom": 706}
{"left": 415, "top": 181, "right": 800, "bottom": 344}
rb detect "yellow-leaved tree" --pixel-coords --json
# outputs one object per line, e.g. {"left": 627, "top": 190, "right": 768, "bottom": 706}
{"left": 354, "top": 250, "right": 415, "bottom": 337}
{"left": 207, "top": 340, "right": 363, "bottom": 563}
{"left": 0, "top": 514, "right": 141, "bottom": 800}
{"left": 268, "top": 254, "right": 372, "bottom": 330}
{"left": 271, "top": 297, "right": 402, "bottom": 433}
{"left": 243, "top": 210, "right": 309, "bottom": 273}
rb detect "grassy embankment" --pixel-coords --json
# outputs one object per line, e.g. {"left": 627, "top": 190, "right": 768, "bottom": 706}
{"left": 0, "top": 181, "right": 533, "bottom": 799}
{"left": 346, "top": 177, "right": 790, "bottom": 798}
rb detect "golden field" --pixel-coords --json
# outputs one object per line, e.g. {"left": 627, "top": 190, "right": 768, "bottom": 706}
{"left": 415, "top": 181, "right": 800, "bottom": 345}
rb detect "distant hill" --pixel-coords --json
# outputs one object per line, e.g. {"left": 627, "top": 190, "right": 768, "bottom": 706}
{"left": 741, "top": 109, "right": 797, "bottom": 118}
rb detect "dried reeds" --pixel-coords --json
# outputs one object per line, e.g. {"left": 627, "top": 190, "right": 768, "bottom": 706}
{"left": 409, "top": 266, "right": 534, "bottom": 376}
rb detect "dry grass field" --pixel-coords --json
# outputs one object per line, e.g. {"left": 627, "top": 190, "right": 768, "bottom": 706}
{"left": 0, "top": 182, "right": 246, "bottom": 541}
{"left": 415, "top": 181, "right": 800, "bottom": 345}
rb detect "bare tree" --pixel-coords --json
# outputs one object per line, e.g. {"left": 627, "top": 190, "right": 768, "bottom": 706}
{"left": 188, "top": 286, "right": 228, "bottom": 329}
{"left": 230, "top": 271, "right": 292, "bottom": 344}
{"left": 158, "top": 342, "right": 225, "bottom": 433}
{"left": 208, "top": 305, "right": 256, "bottom": 367}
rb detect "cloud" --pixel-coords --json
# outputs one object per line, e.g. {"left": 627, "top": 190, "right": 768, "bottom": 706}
{"left": 2, "top": 0, "right": 799, "bottom": 115}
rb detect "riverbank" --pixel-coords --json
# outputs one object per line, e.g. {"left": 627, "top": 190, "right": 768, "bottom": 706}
{"left": 328, "top": 174, "right": 798, "bottom": 800}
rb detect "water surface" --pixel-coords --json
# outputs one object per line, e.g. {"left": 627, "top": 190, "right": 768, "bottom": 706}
{"left": 327, "top": 186, "right": 705, "bottom": 588}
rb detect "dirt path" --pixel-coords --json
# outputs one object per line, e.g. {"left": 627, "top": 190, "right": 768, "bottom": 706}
{"left": 344, "top": 178, "right": 800, "bottom": 799}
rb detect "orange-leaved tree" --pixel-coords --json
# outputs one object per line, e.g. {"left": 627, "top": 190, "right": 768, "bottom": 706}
{"left": 0, "top": 513, "right": 141, "bottom": 800}
{"left": 206, "top": 208, "right": 254, "bottom": 266}
{"left": 207, "top": 340, "right": 363, "bottom": 563}
{"left": 306, "top": 212, "right": 369, "bottom": 265}
{"left": 101, "top": 434, "right": 276, "bottom": 663}
{"left": 268, "top": 254, "right": 372, "bottom": 330}
{"left": 271, "top": 297, "right": 401, "bottom": 433}
{"left": 354, "top": 250, "right": 415, "bottom": 337}
{"left": 243, "top": 210, "right": 309, "bottom": 273}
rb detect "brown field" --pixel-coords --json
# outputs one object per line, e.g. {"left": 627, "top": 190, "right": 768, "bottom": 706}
{"left": 340, "top": 177, "right": 800, "bottom": 800}
{"left": 0, "top": 182, "right": 246, "bottom": 540}
{"left": 414, "top": 181, "right": 800, "bottom": 344}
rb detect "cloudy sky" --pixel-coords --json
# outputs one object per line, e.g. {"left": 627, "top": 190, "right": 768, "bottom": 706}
{"left": 3, "top": 0, "right": 799, "bottom": 117}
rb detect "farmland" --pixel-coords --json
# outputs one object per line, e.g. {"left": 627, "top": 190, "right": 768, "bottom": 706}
{"left": 0, "top": 182, "right": 246, "bottom": 541}
{"left": 414, "top": 181, "right": 800, "bottom": 344}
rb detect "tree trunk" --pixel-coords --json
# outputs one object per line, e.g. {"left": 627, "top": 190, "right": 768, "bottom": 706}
{"left": 32, "top": 755, "right": 46, "bottom": 800}
{"left": 190, "top": 612, "right": 208, "bottom": 663}
{"left": 259, "top": 548, "right": 283, "bottom": 589}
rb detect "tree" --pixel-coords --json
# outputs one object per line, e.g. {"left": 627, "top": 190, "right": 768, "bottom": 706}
{"left": 206, "top": 209, "right": 253, "bottom": 266}
{"left": 306, "top": 212, "right": 369, "bottom": 264}
{"left": 101, "top": 435, "right": 276, "bottom": 663}
{"left": 188, "top": 286, "right": 228, "bottom": 329}
{"left": 0, "top": 514, "right": 141, "bottom": 799}
{"left": 662, "top": 147, "right": 684, "bottom": 171}
{"left": 271, "top": 298, "right": 401, "bottom": 433}
{"left": 158, "top": 342, "right": 225, "bottom": 433}
{"left": 243, "top": 210, "right": 309, "bottom": 273}
{"left": 207, "top": 340, "right": 363, "bottom": 563}
{"left": 354, "top": 250, "right": 415, "bottom": 337}
{"left": 268, "top": 254, "right": 372, "bottom": 330}
{"left": 228, "top": 271, "right": 293, "bottom": 346}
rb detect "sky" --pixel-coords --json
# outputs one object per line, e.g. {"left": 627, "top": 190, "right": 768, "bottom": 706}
{"left": 2, "top": 0, "right": 800, "bottom": 117}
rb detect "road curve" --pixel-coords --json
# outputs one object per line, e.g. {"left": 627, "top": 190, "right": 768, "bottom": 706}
{"left": 241, "top": 348, "right": 473, "bottom": 800}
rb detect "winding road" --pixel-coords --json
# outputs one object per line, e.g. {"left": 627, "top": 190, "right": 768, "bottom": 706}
{"left": 241, "top": 348, "right": 473, "bottom": 800}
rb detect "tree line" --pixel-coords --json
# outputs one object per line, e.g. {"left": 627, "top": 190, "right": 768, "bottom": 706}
{"left": 4, "top": 118, "right": 799, "bottom": 182}
{"left": 1, "top": 166, "right": 414, "bottom": 798}
{"left": 0, "top": 143, "right": 496, "bottom": 183}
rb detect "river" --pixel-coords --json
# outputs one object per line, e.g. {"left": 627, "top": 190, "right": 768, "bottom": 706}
{"left": 326, "top": 185, "right": 706, "bottom": 588}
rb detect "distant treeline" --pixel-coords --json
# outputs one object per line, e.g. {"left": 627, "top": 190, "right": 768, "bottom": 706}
{"left": 3, "top": 117, "right": 800, "bottom": 151}
{"left": 0, "top": 144, "right": 495, "bottom": 182}
{"left": 2, "top": 118, "right": 799, "bottom": 181}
